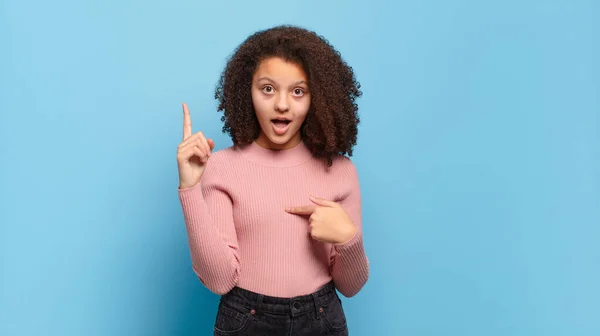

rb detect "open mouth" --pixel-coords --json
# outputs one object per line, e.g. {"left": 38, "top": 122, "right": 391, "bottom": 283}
{"left": 271, "top": 118, "right": 292, "bottom": 135}
{"left": 271, "top": 118, "right": 291, "bottom": 128}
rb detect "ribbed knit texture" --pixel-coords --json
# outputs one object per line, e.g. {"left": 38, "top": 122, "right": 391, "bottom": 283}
{"left": 178, "top": 140, "right": 369, "bottom": 298}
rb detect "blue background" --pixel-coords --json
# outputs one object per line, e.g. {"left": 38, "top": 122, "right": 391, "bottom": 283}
{"left": 1, "top": 0, "right": 598, "bottom": 335}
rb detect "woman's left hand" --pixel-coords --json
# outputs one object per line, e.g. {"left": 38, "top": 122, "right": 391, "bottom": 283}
{"left": 286, "top": 196, "right": 357, "bottom": 245}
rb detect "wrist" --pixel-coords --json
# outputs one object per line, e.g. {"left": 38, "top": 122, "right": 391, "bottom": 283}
{"left": 179, "top": 180, "right": 198, "bottom": 190}
{"left": 336, "top": 222, "right": 357, "bottom": 245}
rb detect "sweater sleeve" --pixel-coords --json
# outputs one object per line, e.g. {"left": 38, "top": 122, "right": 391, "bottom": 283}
{"left": 329, "top": 159, "right": 370, "bottom": 297}
{"left": 178, "top": 158, "right": 240, "bottom": 295}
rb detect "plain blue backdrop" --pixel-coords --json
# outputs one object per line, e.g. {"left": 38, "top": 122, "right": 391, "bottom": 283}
{"left": 1, "top": 0, "right": 598, "bottom": 335}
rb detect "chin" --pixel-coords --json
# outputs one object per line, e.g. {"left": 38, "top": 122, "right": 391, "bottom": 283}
{"left": 269, "top": 135, "right": 291, "bottom": 144}
{"left": 268, "top": 136, "right": 292, "bottom": 146}
{"left": 262, "top": 132, "right": 299, "bottom": 149}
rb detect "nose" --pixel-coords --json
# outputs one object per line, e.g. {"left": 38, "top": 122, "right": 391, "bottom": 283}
{"left": 275, "top": 92, "right": 290, "bottom": 112}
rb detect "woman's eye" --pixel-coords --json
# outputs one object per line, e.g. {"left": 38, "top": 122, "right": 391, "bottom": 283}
{"left": 292, "top": 88, "right": 304, "bottom": 96}
{"left": 262, "top": 86, "right": 274, "bottom": 94}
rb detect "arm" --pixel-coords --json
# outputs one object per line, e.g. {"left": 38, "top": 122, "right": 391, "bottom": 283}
{"left": 178, "top": 158, "right": 240, "bottom": 295}
{"left": 329, "top": 160, "right": 370, "bottom": 297}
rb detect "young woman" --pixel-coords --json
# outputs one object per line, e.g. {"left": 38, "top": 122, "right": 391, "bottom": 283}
{"left": 176, "top": 25, "right": 369, "bottom": 335}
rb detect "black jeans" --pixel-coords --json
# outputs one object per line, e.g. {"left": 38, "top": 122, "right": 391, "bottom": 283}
{"left": 213, "top": 281, "right": 349, "bottom": 335}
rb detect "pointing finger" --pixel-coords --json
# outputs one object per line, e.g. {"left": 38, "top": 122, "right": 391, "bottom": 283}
{"left": 286, "top": 205, "right": 316, "bottom": 216}
{"left": 182, "top": 102, "right": 192, "bottom": 140}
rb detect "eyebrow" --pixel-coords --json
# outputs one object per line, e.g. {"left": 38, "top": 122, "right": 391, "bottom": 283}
{"left": 256, "top": 76, "right": 307, "bottom": 86}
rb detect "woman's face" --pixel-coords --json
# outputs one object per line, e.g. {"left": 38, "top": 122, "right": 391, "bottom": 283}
{"left": 251, "top": 57, "right": 311, "bottom": 150}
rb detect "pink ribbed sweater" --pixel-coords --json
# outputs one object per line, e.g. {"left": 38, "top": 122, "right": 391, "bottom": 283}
{"left": 178, "top": 140, "right": 369, "bottom": 298}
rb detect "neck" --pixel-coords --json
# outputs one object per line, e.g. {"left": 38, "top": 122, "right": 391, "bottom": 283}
{"left": 238, "top": 139, "right": 313, "bottom": 167}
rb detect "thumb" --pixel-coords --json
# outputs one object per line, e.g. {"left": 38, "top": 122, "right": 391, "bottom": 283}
{"left": 207, "top": 138, "right": 215, "bottom": 151}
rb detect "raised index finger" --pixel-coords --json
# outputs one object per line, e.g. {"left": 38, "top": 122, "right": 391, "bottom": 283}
{"left": 182, "top": 102, "right": 192, "bottom": 140}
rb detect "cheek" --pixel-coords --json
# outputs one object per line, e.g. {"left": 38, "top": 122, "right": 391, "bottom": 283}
{"left": 294, "top": 97, "right": 311, "bottom": 121}
{"left": 251, "top": 91, "right": 270, "bottom": 121}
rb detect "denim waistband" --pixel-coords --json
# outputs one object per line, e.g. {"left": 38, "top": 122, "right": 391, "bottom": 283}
{"left": 221, "top": 281, "right": 338, "bottom": 317}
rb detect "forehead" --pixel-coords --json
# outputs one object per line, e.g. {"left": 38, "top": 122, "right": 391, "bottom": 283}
{"left": 254, "top": 57, "right": 307, "bottom": 81}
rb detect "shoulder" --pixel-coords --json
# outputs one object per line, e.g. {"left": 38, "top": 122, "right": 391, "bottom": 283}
{"left": 330, "top": 154, "right": 359, "bottom": 179}
{"left": 204, "top": 144, "right": 246, "bottom": 167}
{"left": 324, "top": 154, "right": 361, "bottom": 195}
{"left": 207, "top": 145, "right": 236, "bottom": 162}
{"left": 200, "top": 145, "right": 243, "bottom": 183}
{"left": 327, "top": 155, "right": 361, "bottom": 202}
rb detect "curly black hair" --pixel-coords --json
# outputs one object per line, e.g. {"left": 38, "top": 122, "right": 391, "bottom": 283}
{"left": 214, "top": 25, "right": 362, "bottom": 166}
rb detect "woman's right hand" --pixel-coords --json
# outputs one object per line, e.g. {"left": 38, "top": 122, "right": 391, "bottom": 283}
{"left": 177, "top": 103, "right": 215, "bottom": 189}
